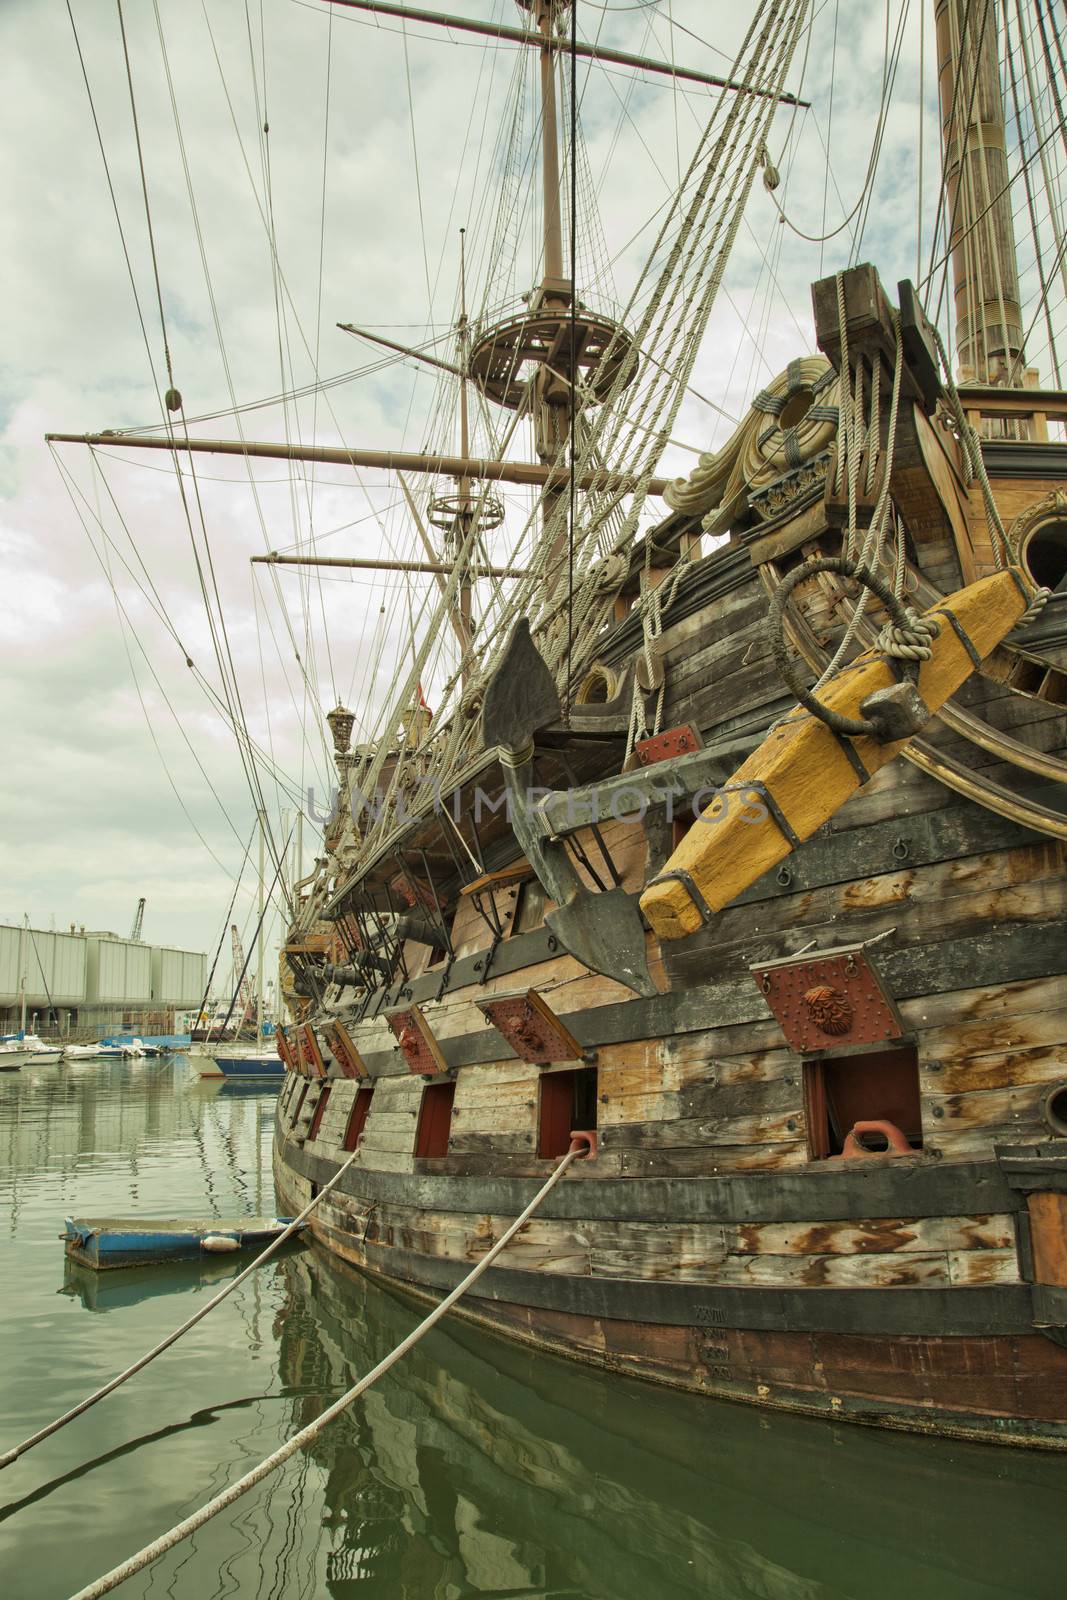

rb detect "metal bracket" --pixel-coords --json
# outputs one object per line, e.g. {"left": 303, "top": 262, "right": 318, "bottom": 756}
{"left": 721, "top": 779, "right": 801, "bottom": 849}
{"left": 647, "top": 867, "right": 714, "bottom": 925}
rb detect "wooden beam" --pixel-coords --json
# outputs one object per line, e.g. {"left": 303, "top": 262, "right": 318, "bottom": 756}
{"left": 324, "top": 0, "right": 809, "bottom": 105}
{"left": 252, "top": 553, "right": 527, "bottom": 578}
{"left": 46, "top": 432, "right": 668, "bottom": 497}
{"left": 338, "top": 323, "right": 464, "bottom": 378}
{"left": 640, "top": 569, "right": 1032, "bottom": 940}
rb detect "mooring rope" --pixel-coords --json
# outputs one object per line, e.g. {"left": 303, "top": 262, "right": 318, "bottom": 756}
{"left": 0, "top": 1141, "right": 364, "bottom": 1472}
{"left": 66, "top": 1144, "right": 586, "bottom": 1600}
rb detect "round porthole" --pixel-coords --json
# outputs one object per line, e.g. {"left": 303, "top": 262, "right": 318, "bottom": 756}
{"left": 1008, "top": 491, "right": 1067, "bottom": 593}
{"left": 1040, "top": 1080, "right": 1067, "bottom": 1138}
{"left": 1022, "top": 518, "right": 1067, "bottom": 591}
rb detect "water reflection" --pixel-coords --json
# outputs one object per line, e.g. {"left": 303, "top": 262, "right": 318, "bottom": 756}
{"left": 273, "top": 1248, "right": 1067, "bottom": 1600}
{"left": 0, "top": 1061, "right": 1065, "bottom": 1600}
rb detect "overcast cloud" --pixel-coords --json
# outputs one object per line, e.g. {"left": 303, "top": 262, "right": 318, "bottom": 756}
{"left": 1, "top": 0, "right": 1059, "bottom": 963}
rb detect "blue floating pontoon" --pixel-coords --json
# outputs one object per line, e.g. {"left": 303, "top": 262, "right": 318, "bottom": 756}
{"left": 63, "top": 1215, "right": 303, "bottom": 1270}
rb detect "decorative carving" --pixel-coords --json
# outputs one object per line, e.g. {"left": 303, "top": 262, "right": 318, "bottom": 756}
{"left": 751, "top": 942, "right": 904, "bottom": 1053}
{"left": 802, "top": 984, "right": 854, "bottom": 1035}
{"left": 386, "top": 1004, "right": 450, "bottom": 1076}
{"left": 663, "top": 356, "right": 839, "bottom": 534}
{"left": 477, "top": 989, "right": 586, "bottom": 1065}
{"left": 323, "top": 1020, "right": 368, "bottom": 1080}
{"left": 301, "top": 1024, "right": 327, "bottom": 1078}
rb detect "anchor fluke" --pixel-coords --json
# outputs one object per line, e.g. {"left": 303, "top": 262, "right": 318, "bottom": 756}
{"left": 481, "top": 617, "right": 561, "bottom": 753}
{"left": 483, "top": 619, "right": 657, "bottom": 999}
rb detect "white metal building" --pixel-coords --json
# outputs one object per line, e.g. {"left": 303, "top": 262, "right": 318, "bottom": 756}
{"left": 0, "top": 921, "right": 207, "bottom": 1034}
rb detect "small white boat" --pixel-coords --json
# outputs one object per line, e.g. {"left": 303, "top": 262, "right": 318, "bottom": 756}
{"left": 62, "top": 1042, "right": 126, "bottom": 1060}
{"left": 0, "top": 1035, "right": 63, "bottom": 1065}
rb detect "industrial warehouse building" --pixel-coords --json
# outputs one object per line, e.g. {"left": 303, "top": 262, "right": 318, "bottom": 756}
{"left": 0, "top": 922, "right": 207, "bottom": 1036}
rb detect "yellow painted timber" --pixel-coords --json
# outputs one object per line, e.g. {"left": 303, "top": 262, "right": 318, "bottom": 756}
{"left": 639, "top": 568, "right": 1032, "bottom": 940}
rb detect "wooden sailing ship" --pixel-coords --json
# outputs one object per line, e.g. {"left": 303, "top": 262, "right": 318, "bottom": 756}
{"left": 52, "top": 0, "right": 1067, "bottom": 1446}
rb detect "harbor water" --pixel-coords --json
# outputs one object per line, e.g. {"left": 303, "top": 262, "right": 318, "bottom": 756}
{"left": 1, "top": 1060, "right": 1066, "bottom": 1600}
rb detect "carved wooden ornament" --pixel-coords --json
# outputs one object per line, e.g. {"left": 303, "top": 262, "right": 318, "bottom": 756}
{"left": 301, "top": 1024, "right": 327, "bottom": 1078}
{"left": 276, "top": 1026, "right": 296, "bottom": 1073}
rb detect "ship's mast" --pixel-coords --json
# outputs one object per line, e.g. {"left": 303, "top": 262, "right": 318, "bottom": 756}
{"left": 934, "top": 0, "right": 1026, "bottom": 385}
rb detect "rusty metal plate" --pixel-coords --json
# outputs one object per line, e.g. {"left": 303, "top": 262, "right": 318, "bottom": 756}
{"left": 301, "top": 1024, "right": 327, "bottom": 1078}
{"left": 477, "top": 989, "right": 585, "bottom": 1065}
{"left": 323, "top": 1019, "right": 368, "bottom": 1081}
{"left": 751, "top": 942, "right": 904, "bottom": 1053}
{"left": 387, "top": 1004, "right": 449, "bottom": 1077}
{"left": 632, "top": 724, "right": 703, "bottom": 768}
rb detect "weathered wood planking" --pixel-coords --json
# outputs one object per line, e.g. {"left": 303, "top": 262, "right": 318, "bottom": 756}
{"left": 322, "top": 1185, "right": 1019, "bottom": 1290}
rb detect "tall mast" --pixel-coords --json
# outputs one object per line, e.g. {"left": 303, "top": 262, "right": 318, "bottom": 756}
{"left": 934, "top": 0, "right": 1026, "bottom": 384}
{"left": 256, "top": 809, "right": 265, "bottom": 1044}
{"left": 537, "top": 0, "right": 564, "bottom": 283}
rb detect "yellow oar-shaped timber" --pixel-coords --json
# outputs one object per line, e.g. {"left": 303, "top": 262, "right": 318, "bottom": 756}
{"left": 640, "top": 567, "right": 1033, "bottom": 940}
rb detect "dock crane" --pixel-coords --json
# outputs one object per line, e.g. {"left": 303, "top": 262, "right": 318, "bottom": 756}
{"left": 129, "top": 898, "right": 145, "bottom": 941}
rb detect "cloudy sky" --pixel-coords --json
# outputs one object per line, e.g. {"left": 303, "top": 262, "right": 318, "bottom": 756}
{"left": 1, "top": 0, "right": 1060, "bottom": 965}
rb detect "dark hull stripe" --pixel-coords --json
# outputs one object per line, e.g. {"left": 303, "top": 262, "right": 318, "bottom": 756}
{"left": 280, "top": 1135, "right": 1019, "bottom": 1223}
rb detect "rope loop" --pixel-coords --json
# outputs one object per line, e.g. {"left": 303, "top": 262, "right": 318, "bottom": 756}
{"left": 875, "top": 607, "right": 940, "bottom": 661}
{"left": 768, "top": 556, "right": 922, "bottom": 738}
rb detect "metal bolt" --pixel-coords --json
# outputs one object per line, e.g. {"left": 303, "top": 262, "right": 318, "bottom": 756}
{"left": 926, "top": 1060, "right": 941, "bottom": 1072}
{"left": 932, "top": 1105, "right": 945, "bottom": 1118}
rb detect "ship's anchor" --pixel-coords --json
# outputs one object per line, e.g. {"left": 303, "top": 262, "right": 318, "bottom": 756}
{"left": 482, "top": 619, "right": 658, "bottom": 999}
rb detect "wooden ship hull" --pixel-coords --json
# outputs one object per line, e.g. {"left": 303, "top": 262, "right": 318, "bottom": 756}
{"left": 265, "top": 0, "right": 1067, "bottom": 1452}
{"left": 273, "top": 257, "right": 1067, "bottom": 1448}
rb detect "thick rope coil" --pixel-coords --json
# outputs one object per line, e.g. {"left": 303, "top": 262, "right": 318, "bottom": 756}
{"left": 875, "top": 608, "right": 941, "bottom": 661}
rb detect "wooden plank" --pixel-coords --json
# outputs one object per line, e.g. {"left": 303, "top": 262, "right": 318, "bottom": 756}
{"left": 356, "top": 1237, "right": 1035, "bottom": 1335}
{"left": 600, "top": 1109, "right": 802, "bottom": 1150}
{"left": 284, "top": 1137, "right": 1019, "bottom": 1222}
{"left": 724, "top": 1215, "right": 1015, "bottom": 1255}
{"left": 1028, "top": 1193, "right": 1067, "bottom": 1286}
{"left": 704, "top": 1251, "right": 952, "bottom": 1288}
{"left": 946, "top": 1248, "right": 1020, "bottom": 1285}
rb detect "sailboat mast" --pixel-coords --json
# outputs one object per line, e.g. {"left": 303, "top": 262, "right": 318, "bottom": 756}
{"left": 256, "top": 809, "right": 265, "bottom": 1044}
{"left": 934, "top": 0, "right": 1025, "bottom": 384}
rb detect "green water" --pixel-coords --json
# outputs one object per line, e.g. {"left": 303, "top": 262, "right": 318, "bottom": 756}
{"left": 1, "top": 1061, "right": 1066, "bottom": 1600}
